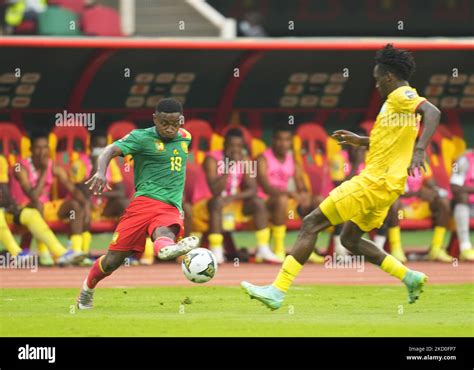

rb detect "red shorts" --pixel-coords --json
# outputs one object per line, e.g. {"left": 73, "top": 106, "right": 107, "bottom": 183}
{"left": 109, "top": 196, "right": 184, "bottom": 253}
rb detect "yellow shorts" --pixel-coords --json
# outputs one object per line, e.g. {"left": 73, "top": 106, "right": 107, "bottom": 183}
{"left": 401, "top": 200, "right": 432, "bottom": 220}
{"left": 43, "top": 199, "right": 65, "bottom": 222}
{"left": 191, "top": 199, "right": 252, "bottom": 232}
{"left": 320, "top": 174, "right": 399, "bottom": 232}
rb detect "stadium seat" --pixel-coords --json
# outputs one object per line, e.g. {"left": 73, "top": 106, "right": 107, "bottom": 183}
{"left": 49, "top": 126, "right": 90, "bottom": 198}
{"left": 293, "top": 122, "right": 334, "bottom": 197}
{"left": 426, "top": 126, "right": 454, "bottom": 195}
{"left": 184, "top": 120, "right": 217, "bottom": 164}
{"left": 49, "top": 125, "right": 90, "bottom": 159}
{"left": 38, "top": 6, "right": 82, "bottom": 36}
{"left": 81, "top": 5, "right": 122, "bottom": 36}
{"left": 106, "top": 121, "right": 136, "bottom": 199}
{"left": 47, "top": 0, "right": 85, "bottom": 14}
{"left": 0, "top": 122, "right": 30, "bottom": 166}
{"left": 107, "top": 121, "right": 137, "bottom": 143}
{"left": 359, "top": 120, "right": 375, "bottom": 135}
{"left": 184, "top": 119, "right": 214, "bottom": 151}
{"left": 14, "top": 19, "right": 37, "bottom": 35}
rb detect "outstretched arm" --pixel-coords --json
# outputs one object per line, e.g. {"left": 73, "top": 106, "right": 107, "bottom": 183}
{"left": 332, "top": 130, "right": 370, "bottom": 148}
{"left": 408, "top": 101, "right": 441, "bottom": 177}
{"left": 85, "top": 144, "right": 123, "bottom": 195}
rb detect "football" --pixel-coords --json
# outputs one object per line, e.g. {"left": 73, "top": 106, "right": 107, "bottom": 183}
{"left": 181, "top": 248, "right": 218, "bottom": 283}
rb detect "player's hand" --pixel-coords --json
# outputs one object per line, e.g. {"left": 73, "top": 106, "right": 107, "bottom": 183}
{"left": 408, "top": 148, "right": 426, "bottom": 177}
{"left": 85, "top": 171, "right": 111, "bottom": 195}
{"left": 332, "top": 130, "right": 363, "bottom": 147}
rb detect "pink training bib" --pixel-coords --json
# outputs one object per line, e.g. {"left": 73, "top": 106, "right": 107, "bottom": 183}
{"left": 10, "top": 157, "right": 53, "bottom": 205}
{"left": 207, "top": 150, "right": 244, "bottom": 196}
{"left": 257, "top": 148, "right": 295, "bottom": 198}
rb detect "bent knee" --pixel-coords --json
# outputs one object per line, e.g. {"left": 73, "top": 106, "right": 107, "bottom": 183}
{"left": 102, "top": 255, "right": 124, "bottom": 272}
{"left": 340, "top": 232, "right": 357, "bottom": 251}
{"left": 301, "top": 208, "right": 326, "bottom": 233}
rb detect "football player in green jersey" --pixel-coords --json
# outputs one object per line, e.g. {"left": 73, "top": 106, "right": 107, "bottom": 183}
{"left": 78, "top": 98, "right": 199, "bottom": 309}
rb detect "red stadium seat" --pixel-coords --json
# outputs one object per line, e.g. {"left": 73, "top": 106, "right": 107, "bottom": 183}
{"left": 184, "top": 120, "right": 215, "bottom": 165}
{"left": 106, "top": 121, "right": 136, "bottom": 198}
{"left": 426, "top": 126, "right": 454, "bottom": 194}
{"left": 184, "top": 119, "right": 214, "bottom": 153}
{"left": 49, "top": 125, "right": 90, "bottom": 157}
{"left": 107, "top": 120, "right": 137, "bottom": 143}
{"left": 81, "top": 5, "right": 122, "bottom": 36}
{"left": 359, "top": 120, "right": 375, "bottom": 135}
{"left": 47, "top": 0, "right": 85, "bottom": 14}
{"left": 49, "top": 126, "right": 90, "bottom": 198}
{"left": 0, "top": 122, "right": 30, "bottom": 165}
{"left": 294, "top": 122, "right": 333, "bottom": 197}
{"left": 14, "top": 20, "right": 37, "bottom": 35}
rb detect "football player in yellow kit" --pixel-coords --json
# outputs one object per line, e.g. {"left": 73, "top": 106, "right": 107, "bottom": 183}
{"left": 242, "top": 44, "right": 441, "bottom": 309}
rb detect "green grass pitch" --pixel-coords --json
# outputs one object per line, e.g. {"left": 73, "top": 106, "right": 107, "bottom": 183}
{"left": 1, "top": 285, "right": 472, "bottom": 337}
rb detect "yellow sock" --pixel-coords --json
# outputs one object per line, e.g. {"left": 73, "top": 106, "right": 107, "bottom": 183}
{"left": 70, "top": 234, "right": 83, "bottom": 253}
{"left": 431, "top": 226, "right": 446, "bottom": 251}
{"left": 82, "top": 231, "right": 92, "bottom": 254}
{"left": 388, "top": 226, "right": 402, "bottom": 252}
{"left": 37, "top": 241, "right": 49, "bottom": 255}
{"left": 208, "top": 233, "right": 223, "bottom": 250}
{"left": 19, "top": 208, "right": 66, "bottom": 257}
{"left": 143, "top": 237, "right": 154, "bottom": 259}
{"left": 255, "top": 227, "right": 271, "bottom": 248}
{"left": 272, "top": 255, "right": 302, "bottom": 293}
{"left": 0, "top": 210, "right": 22, "bottom": 256}
{"left": 381, "top": 255, "right": 408, "bottom": 280}
{"left": 272, "top": 225, "right": 286, "bottom": 255}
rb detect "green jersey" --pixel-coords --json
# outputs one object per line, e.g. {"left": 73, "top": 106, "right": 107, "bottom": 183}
{"left": 113, "top": 126, "right": 191, "bottom": 211}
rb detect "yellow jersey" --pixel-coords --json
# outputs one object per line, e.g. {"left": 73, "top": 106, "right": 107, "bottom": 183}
{"left": 364, "top": 85, "right": 426, "bottom": 193}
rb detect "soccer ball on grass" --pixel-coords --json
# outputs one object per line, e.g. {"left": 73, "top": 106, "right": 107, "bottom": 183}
{"left": 181, "top": 248, "right": 218, "bottom": 283}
